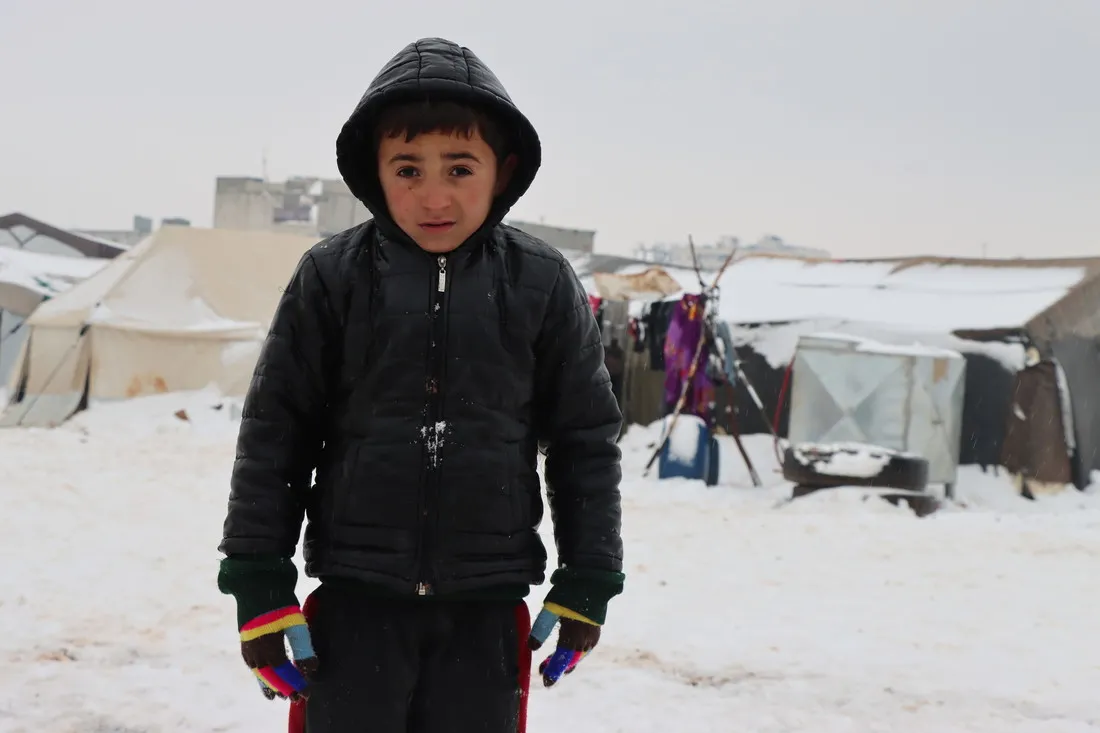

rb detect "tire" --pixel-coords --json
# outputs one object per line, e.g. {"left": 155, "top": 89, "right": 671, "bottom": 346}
{"left": 782, "top": 443, "right": 929, "bottom": 492}
{"left": 789, "top": 483, "right": 941, "bottom": 517}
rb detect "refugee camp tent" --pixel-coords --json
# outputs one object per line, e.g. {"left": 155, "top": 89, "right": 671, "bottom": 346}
{"left": 0, "top": 212, "right": 128, "bottom": 259}
{"left": 556, "top": 247, "right": 703, "bottom": 299}
{"left": 0, "top": 247, "right": 111, "bottom": 388}
{"left": 1, "top": 225, "right": 318, "bottom": 427}
{"left": 0, "top": 245, "right": 110, "bottom": 317}
{"left": 591, "top": 267, "right": 686, "bottom": 302}
{"left": 0, "top": 213, "right": 125, "bottom": 388}
{"left": 626, "top": 254, "right": 1100, "bottom": 489}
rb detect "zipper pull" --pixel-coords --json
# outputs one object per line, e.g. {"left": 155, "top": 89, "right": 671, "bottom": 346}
{"left": 437, "top": 255, "right": 447, "bottom": 292}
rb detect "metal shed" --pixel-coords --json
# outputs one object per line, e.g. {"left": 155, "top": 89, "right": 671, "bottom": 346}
{"left": 787, "top": 333, "right": 967, "bottom": 492}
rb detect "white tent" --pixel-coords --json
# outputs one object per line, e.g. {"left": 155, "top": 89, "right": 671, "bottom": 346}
{"left": 2, "top": 226, "right": 318, "bottom": 427}
{"left": 0, "top": 245, "right": 109, "bottom": 317}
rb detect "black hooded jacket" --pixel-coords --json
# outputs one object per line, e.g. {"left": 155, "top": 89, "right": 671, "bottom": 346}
{"left": 219, "top": 39, "right": 624, "bottom": 596}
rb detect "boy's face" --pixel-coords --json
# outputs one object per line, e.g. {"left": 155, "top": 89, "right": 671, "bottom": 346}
{"left": 377, "top": 128, "right": 514, "bottom": 254}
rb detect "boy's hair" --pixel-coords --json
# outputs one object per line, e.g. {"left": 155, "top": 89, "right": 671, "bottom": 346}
{"left": 373, "top": 99, "right": 511, "bottom": 164}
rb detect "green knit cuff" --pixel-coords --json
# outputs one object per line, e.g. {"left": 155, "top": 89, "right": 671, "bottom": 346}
{"left": 543, "top": 567, "right": 625, "bottom": 625}
{"left": 218, "top": 555, "right": 300, "bottom": 629}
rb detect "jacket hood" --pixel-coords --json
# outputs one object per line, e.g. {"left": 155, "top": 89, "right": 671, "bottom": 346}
{"left": 336, "top": 38, "right": 542, "bottom": 245}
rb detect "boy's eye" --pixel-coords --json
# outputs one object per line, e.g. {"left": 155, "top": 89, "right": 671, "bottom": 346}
{"left": 450, "top": 166, "right": 473, "bottom": 177}
{"left": 396, "top": 167, "right": 419, "bottom": 178}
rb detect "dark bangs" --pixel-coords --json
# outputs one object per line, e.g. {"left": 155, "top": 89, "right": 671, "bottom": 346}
{"left": 374, "top": 99, "right": 510, "bottom": 162}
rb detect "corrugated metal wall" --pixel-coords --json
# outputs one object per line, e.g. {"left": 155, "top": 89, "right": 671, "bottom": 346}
{"left": 622, "top": 345, "right": 666, "bottom": 427}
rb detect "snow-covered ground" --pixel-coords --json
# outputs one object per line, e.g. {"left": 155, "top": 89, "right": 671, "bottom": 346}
{"left": 2, "top": 391, "right": 1099, "bottom": 732}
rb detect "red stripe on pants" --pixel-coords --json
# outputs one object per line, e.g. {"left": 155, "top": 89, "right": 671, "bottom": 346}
{"left": 513, "top": 602, "right": 532, "bottom": 733}
{"left": 286, "top": 589, "right": 319, "bottom": 733}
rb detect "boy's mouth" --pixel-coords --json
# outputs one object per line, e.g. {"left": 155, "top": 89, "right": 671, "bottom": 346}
{"left": 420, "top": 221, "right": 456, "bottom": 232}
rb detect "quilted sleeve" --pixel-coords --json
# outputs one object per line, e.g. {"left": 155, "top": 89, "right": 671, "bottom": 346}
{"left": 534, "top": 259, "right": 624, "bottom": 572}
{"left": 219, "top": 251, "right": 336, "bottom": 557}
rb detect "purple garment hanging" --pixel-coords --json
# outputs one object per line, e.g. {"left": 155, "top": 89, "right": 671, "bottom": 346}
{"left": 662, "top": 294, "right": 715, "bottom": 422}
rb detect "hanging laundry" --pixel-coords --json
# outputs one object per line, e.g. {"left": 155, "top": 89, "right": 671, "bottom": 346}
{"left": 587, "top": 294, "right": 602, "bottom": 316}
{"left": 662, "top": 294, "right": 715, "bottom": 423}
{"left": 629, "top": 317, "right": 646, "bottom": 353}
{"left": 642, "top": 300, "right": 675, "bottom": 370}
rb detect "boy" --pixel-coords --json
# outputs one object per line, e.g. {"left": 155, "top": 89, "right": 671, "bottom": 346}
{"left": 217, "top": 37, "right": 625, "bottom": 733}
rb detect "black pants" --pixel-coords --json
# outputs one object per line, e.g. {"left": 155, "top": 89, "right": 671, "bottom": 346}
{"left": 303, "top": 583, "right": 531, "bottom": 733}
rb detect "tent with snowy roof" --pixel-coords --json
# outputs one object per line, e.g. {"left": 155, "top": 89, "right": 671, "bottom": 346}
{"left": 0, "top": 245, "right": 110, "bottom": 317}
{"left": 0, "top": 212, "right": 129, "bottom": 259}
{"left": 1, "top": 225, "right": 318, "bottom": 428}
{"left": 0, "top": 213, "right": 125, "bottom": 388}
{"left": 554, "top": 247, "right": 703, "bottom": 300}
{"left": 628, "top": 253, "right": 1100, "bottom": 489}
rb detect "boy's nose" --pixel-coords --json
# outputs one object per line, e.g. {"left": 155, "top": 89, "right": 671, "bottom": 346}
{"left": 418, "top": 180, "right": 452, "bottom": 211}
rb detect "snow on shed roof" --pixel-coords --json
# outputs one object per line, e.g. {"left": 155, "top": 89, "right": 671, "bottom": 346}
{"left": 717, "top": 255, "right": 1096, "bottom": 333}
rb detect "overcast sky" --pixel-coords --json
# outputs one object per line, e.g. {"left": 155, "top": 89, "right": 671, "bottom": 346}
{"left": 2, "top": 0, "right": 1096, "bottom": 258}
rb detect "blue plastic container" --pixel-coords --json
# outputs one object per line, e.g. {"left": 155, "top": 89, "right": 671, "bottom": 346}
{"left": 658, "top": 415, "right": 710, "bottom": 481}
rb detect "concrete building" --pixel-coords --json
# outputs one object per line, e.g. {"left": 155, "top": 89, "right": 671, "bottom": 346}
{"left": 633, "top": 237, "right": 740, "bottom": 269}
{"left": 634, "top": 235, "right": 829, "bottom": 268}
{"left": 743, "top": 234, "right": 830, "bottom": 260}
{"left": 75, "top": 215, "right": 155, "bottom": 248}
{"left": 505, "top": 219, "right": 595, "bottom": 253}
{"left": 213, "top": 177, "right": 601, "bottom": 250}
{"left": 75, "top": 215, "right": 192, "bottom": 248}
{"left": 213, "top": 176, "right": 370, "bottom": 238}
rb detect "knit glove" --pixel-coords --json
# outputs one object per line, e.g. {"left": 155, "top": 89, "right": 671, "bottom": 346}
{"left": 217, "top": 556, "right": 318, "bottom": 701}
{"left": 527, "top": 567, "right": 625, "bottom": 687}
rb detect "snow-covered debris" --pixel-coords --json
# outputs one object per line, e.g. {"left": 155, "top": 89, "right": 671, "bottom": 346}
{"left": 791, "top": 442, "right": 910, "bottom": 478}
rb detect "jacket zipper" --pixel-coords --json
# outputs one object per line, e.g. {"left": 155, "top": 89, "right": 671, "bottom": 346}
{"left": 416, "top": 254, "right": 449, "bottom": 596}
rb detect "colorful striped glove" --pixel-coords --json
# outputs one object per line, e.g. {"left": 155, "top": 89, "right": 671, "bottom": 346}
{"left": 218, "top": 555, "right": 319, "bottom": 701}
{"left": 527, "top": 567, "right": 625, "bottom": 687}
{"left": 241, "top": 604, "right": 318, "bottom": 700}
{"left": 528, "top": 605, "right": 600, "bottom": 687}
